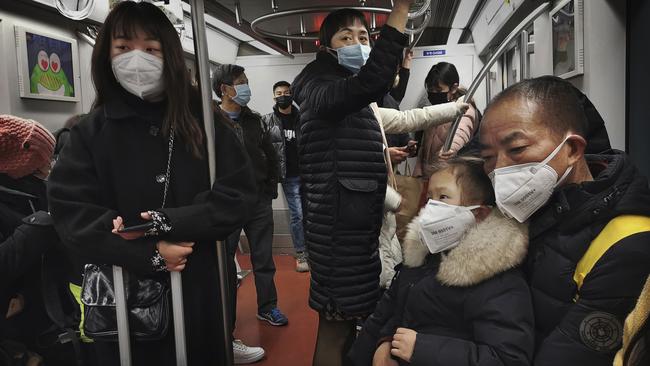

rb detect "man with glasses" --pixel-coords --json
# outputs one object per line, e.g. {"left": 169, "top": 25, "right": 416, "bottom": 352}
{"left": 262, "top": 81, "right": 308, "bottom": 273}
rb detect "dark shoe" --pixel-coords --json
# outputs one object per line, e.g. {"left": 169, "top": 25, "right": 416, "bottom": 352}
{"left": 257, "top": 307, "right": 288, "bottom": 326}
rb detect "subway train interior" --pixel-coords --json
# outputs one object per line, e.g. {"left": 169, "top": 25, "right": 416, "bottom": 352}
{"left": 1, "top": 0, "right": 649, "bottom": 365}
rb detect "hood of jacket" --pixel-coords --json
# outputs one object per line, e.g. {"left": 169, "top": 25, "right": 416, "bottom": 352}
{"left": 402, "top": 209, "right": 529, "bottom": 287}
{"left": 533, "top": 150, "right": 650, "bottom": 237}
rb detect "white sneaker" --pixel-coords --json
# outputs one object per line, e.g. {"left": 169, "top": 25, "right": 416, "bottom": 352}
{"left": 233, "top": 339, "right": 265, "bottom": 364}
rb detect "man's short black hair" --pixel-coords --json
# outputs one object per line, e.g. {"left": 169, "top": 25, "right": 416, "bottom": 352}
{"left": 212, "top": 64, "right": 245, "bottom": 98}
{"left": 486, "top": 76, "right": 587, "bottom": 138}
{"left": 273, "top": 81, "right": 291, "bottom": 92}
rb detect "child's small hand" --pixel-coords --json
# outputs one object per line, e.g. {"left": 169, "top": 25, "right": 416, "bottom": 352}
{"left": 391, "top": 327, "right": 417, "bottom": 362}
{"left": 373, "top": 342, "right": 398, "bottom": 366}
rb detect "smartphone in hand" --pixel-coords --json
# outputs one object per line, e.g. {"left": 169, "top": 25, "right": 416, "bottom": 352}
{"left": 118, "top": 221, "right": 154, "bottom": 233}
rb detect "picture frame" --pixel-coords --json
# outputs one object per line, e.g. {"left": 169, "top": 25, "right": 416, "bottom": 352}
{"left": 14, "top": 25, "right": 81, "bottom": 102}
{"left": 550, "top": 0, "right": 584, "bottom": 79}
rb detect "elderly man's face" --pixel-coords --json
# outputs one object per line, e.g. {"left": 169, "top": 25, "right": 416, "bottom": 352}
{"left": 479, "top": 96, "right": 574, "bottom": 178}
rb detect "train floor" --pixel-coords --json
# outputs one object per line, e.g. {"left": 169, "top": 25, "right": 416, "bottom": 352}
{"left": 235, "top": 253, "right": 316, "bottom": 365}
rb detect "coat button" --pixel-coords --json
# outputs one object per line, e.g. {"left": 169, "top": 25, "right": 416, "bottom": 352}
{"left": 156, "top": 174, "right": 167, "bottom": 183}
{"left": 30, "top": 217, "right": 36, "bottom": 223}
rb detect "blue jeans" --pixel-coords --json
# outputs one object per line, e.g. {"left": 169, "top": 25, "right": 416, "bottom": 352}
{"left": 282, "top": 176, "right": 306, "bottom": 253}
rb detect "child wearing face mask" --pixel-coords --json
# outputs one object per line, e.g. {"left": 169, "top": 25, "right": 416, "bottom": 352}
{"left": 348, "top": 156, "right": 534, "bottom": 366}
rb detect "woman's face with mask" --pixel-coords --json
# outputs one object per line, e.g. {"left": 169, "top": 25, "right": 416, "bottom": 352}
{"left": 427, "top": 80, "right": 458, "bottom": 105}
{"left": 110, "top": 27, "right": 165, "bottom": 100}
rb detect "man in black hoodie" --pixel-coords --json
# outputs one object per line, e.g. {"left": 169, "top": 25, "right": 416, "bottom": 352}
{"left": 479, "top": 76, "right": 650, "bottom": 366}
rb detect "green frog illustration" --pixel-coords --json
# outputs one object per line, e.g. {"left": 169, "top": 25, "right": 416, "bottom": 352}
{"left": 30, "top": 50, "right": 74, "bottom": 97}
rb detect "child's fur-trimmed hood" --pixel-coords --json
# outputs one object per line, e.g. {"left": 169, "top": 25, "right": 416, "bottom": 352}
{"left": 402, "top": 209, "right": 528, "bottom": 287}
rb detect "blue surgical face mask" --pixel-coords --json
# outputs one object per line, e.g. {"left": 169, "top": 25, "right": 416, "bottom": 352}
{"left": 231, "top": 84, "right": 251, "bottom": 106}
{"left": 332, "top": 44, "right": 371, "bottom": 74}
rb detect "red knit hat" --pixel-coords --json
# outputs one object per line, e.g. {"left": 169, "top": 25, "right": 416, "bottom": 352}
{"left": 0, "top": 114, "right": 55, "bottom": 179}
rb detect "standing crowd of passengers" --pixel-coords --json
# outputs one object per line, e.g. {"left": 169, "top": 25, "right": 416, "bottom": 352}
{"left": 0, "top": 0, "right": 649, "bottom": 365}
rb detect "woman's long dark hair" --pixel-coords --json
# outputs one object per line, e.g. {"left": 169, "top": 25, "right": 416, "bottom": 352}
{"left": 91, "top": 1, "right": 203, "bottom": 158}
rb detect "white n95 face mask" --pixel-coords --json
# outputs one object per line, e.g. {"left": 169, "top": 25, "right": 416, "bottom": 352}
{"left": 111, "top": 50, "right": 164, "bottom": 100}
{"left": 489, "top": 135, "right": 574, "bottom": 223}
{"left": 418, "top": 200, "right": 480, "bottom": 254}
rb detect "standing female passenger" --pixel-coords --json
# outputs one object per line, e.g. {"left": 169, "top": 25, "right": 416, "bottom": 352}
{"left": 292, "top": 1, "right": 466, "bottom": 364}
{"left": 47, "top": 2, "right": 255, "bottom": 365}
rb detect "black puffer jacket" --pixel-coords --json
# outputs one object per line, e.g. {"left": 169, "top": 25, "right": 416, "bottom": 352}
{"left": 292, "top": 25, "right": 407, "bottom": 318}
{"left": 348, "top": 210, "right": 533, "bottom": 366}
{"left": 528, "top": 151, "right": 650, "bottom": 366}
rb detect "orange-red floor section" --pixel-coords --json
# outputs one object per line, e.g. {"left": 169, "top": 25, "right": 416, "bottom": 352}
{"left": 234, "top": 254, "right": 317, "bottom": 365}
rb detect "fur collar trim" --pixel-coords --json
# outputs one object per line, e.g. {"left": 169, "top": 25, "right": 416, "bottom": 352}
{"left": 401, "top": 210, "right": 528, "bottom": 287}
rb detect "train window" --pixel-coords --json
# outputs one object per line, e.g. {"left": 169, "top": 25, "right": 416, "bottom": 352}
{"left": 504, "top": 40, "right": 520, "bottom": 87}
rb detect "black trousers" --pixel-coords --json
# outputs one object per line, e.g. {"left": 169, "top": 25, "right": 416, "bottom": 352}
{"left": 313, "top": 315, "right": 357, "bottom": 366}
{"left": 226, "top": 197, "right": 277, "bottom": 330}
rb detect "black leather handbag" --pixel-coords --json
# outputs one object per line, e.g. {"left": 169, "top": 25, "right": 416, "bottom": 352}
{"left": 80, "top": 129, "right": 176, "bottom": 342}
{"left": 80, "top": 264, "right": 170, "bottom": 341}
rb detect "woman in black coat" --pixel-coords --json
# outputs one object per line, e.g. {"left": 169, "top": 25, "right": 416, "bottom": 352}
{"left": 47, "top": 3, "right": 255, "bottom": 365}
{"left": 291, "top": 1, "right": 416, "bottom": 364}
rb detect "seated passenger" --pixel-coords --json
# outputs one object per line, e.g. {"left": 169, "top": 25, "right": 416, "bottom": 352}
{"left": 348, "top": 156, "right": 534, "bottom": 366}
{"left": 479, "top": 76, "right": 650, "bottom": 366}
{"left": 0, "top": 114, "right": 81, "bottom": 364}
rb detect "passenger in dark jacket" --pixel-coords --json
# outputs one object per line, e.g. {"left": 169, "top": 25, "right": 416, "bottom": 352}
{"left": 262, "top": 80, "right": 310, "bottom": 273}
{"left": 212, "top": 63, "right": 286, "bottom": 362}
{"left": 47, "top": 3, "right": 257, "bottom": 365}
{"left": 291, "top": 3, "right": 416, "bottom": 365}
{"left": 349, "top": 156, "right": 534, "bottom": 366}
{"left": 0, "top": 115, "right": 79, "bottom": 363}
{"left": 0, "top": 114, "right": 55, "bottom": 317}
{"left": 479, "top": 76, "right": 650, "bottom": 366}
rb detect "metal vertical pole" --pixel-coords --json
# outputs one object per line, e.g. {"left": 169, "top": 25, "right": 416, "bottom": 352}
{"left": 188, "top": 0, "right": 234, "bottom": 365}
{"left": 113, "top": 265, "right": 132, "bottom": 366}
{"left": 170, "top": 271, "right": 187, "bottom": 366}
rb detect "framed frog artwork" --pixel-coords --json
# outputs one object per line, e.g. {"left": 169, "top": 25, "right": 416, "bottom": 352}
{"left": 15, "top": 26, "right": 81, "bottom": 102}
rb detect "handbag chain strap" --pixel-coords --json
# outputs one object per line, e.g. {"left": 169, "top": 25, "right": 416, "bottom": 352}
{"left": 161, "top": 128, "right": 175, "bottom": 209}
